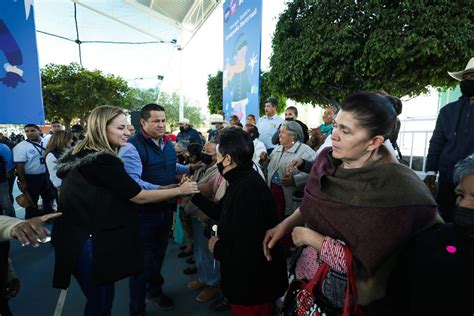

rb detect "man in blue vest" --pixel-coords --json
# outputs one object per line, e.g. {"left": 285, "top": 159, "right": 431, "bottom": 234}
{"left": 128, "top": 104, "right": 178, "bottom": 315}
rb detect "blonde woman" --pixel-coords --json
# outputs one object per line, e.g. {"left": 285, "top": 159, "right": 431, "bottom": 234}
{"left": 51, "top": 106, "right": 199, "bottom": 316}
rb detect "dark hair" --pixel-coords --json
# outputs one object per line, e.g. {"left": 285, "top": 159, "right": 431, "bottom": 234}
{"left": 385, "top": 96, "right": 403, "bottom": 116}
{"left": 141, "top": 103, "right": 165, "bottom": 120}
{"left": 244, "top": 124, "right": 259, "bottom": 140}
{"left": 24, "top": 124, "right": 40, "bottom": 131}
{"left": 341, "top": 92, "right": 397, "bottom": 139}
{"left": 247, "top": 114, "right": 256, "bottom": 120}
{"left": 217, "top": 127, "right": 254, "bottom": 168}
{"left": 265, "top": 97, "right": 278, "bottom": 107}
{"left": 51, "top": 121, "right": 61, "bottom": 125}
{"left": 229, "top": 115, "right": 240, "bottom": 125}
{"left": 70, "top": 124, "right": 84, "bottom": 133}
{"left": 187, "top": 143, "right": 203, "bottom": 160}
{"left": 286, "top": 106, "right": 298, "bottom": 117}
{"left": 232, "top": 122, "right": 243, "bottom": 128}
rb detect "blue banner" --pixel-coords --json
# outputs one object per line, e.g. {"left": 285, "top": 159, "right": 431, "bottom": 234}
{"left": 0, "top": 0, "right": 45, "bottom": 124}
{"left": 223, "top": 0, "right": 262, "bottom": 124}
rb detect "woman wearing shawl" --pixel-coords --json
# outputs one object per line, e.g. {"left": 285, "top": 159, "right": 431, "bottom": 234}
{"left": 263, "top": 92, "right": 442, "bottom": 313}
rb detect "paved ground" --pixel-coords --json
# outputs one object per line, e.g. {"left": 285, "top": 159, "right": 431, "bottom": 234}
{"left": 7, "top": 184, "right": 231, "bottom": 316}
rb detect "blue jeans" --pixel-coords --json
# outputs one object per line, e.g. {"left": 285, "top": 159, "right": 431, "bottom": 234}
{"left": 73, "top": 239, "right": 115, "bottom": 316}
{"left": 0, "top": 182, "right": 15, "bottom": 217}
{"left": 129, "top": 208, "right": 172, "bottom": 315}
{"left": 192, "top": 217, "right": 220, "bottom": 286}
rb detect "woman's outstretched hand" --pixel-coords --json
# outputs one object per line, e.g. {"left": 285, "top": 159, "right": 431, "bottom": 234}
{"left": 263, "top": 223, "right": 286, "bottom": 261}
{"left": 178, "top": 181, "right": 200, "bottom": 195}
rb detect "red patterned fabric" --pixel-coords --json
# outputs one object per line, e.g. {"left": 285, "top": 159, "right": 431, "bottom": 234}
{"left": 295, "top": 237, "right": 347, "bottom": 280}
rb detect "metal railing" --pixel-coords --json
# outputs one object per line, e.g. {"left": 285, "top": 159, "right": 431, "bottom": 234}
{"left": 396, "top": 117, "right": 436, "bottom": 178}
{"left": 398, "top": 130, "right": 432, "bottom": 170}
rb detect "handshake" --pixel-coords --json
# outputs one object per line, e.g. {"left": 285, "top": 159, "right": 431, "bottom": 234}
{"left": 174, "top": 175, "right": 200, "bottom": 196}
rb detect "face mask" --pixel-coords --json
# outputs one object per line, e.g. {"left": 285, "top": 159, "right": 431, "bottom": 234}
{"left": 454, "top": 206, "right": 474, "bottom": 240}
{"left": 285, "top": 117, "right": 295, "bottom": 121}
{"left": 201, "top": 153, "right": 214, "bottom": 165}
{"left": 177, "top": 154, "right": 186, "bottom": 164}
{"left": 210, "top": 125, "right": 217, "bottom": 131}
{"left": 217, "top": 160, "right": 225, "bottom": 175}
{"left": 460, "top": 79, "right": 474, "bottom": 98}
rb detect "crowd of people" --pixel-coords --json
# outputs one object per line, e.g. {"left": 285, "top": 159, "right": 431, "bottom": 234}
{"left": 0, "top": 58, "right": 473, "bottom": 316}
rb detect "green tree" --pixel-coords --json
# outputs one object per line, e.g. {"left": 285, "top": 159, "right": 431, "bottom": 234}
{"left": 207, "top": 70, "right": 287, "bottom": 117}
{"left": 130, "top": 88, "right": 158, "bottom": 110}
{"left": 270, "top": 0, "right": 474, "bottom": 106}
{"left": 259, "top": 71, "right": 286, "bottom": 116}
{"left": 156, "top": 91, "right": 203, "bottom": 132}
{"left": 41, "top": 63, "right": 135, "bottom": 128}
{"left": 207, "top": 71, "right": 223, "bottom": 114}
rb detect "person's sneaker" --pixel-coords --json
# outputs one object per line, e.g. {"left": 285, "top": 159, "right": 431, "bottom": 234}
{"left": 188, "top": 279, "right": 206, "bottom": 290}
{"left": 196, "top": 285, "right": 220, "bottom": 303}
{"left": 183, "top": 265, "right": 197, "bottom": 275}
{"left": 146, "top": 293, "right": 174, "bottom": 311}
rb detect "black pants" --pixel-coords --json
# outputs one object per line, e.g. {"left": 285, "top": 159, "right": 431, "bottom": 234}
{"left": 436, "top": 181, "right": 457, "bottom": 223}
{"left": 0, "top": 241, "right": 11, "bottom": 316}
{"left": 24, "top": 174, "right": 54, "bottom": 219}
{"left": 7, "top": 175, "right": 15, "bottom": 205}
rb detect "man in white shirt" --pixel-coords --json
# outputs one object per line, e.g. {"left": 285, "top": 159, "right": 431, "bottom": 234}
{"left": 12, "top": 124, "right": 54, "bottom": 219}
{"left": 42, "top": 121, "right": 63, "bottom": 148}
{"left": 257, "top": 97, "right": 283, "bottom": 154}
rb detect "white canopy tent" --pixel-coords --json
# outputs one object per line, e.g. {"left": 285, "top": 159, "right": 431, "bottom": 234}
{"left": 36, "top": 0, "right": 222, "bottom": 120}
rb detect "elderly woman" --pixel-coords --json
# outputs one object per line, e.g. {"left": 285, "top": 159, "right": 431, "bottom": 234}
{"left": 191, "top": 128, "right": 288, "bottom": 316}
{"left": 261, "top": 121, "right": 315, "bottom": 222}
{"left": 411, "top": 154, "right": 474, "bottom": 315}
{"left": 264, "top": 93, "right": 442, "bottom": 314}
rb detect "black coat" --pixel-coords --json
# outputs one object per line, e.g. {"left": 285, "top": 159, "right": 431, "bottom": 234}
{"left": 192, "top": 165, "right": 288, "bottom": 305}
{"left": 52, "top": 151, "right": 143, "bottom": 289}
{"left": 377, "top": 223, "right": 474, "bottom": 316}
{"left": 410, "top": 223, "right": 474, "bottom": 315}
{"left": 426, "top": 97, "right": 474, "bottom": 182}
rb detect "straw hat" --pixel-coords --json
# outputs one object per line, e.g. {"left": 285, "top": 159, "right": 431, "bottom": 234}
{"left": 448, "top": 57, "right": 474, "bottom": 81}
{"left": 210, "top": 114, "right": 224, "bottom": 124}
{"left": 179, "top": 118, "right": 190, "bottom": 125}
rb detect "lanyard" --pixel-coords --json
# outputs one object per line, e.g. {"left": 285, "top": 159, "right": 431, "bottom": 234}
{"left": 27, "top": 140, "right": 45, "bottom": 156}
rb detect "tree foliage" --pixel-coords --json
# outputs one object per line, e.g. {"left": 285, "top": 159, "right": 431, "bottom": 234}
{"left": 156, "top": 91, "right": 203, "bottom": 131}
{"left": 259, "top": 71, "right": 286, "bottom": 116}
{"left": 41, "top": 63, "right": 135, "bottom": 128}
{"left": 207, "top": 71, "right": 223, "bottom": 114}
{"left": 270, "top": 0, "right": 474, "bottom": 106}
{"left": 131, "top": 88, "right": 158, "bottom": 111}
{"left": 207, "top": 70, "right": 287, "bottom": 116}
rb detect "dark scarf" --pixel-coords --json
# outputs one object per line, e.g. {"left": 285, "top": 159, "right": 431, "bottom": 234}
{"left": 299, "top": 146, "right": 440, "bottom": 280}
